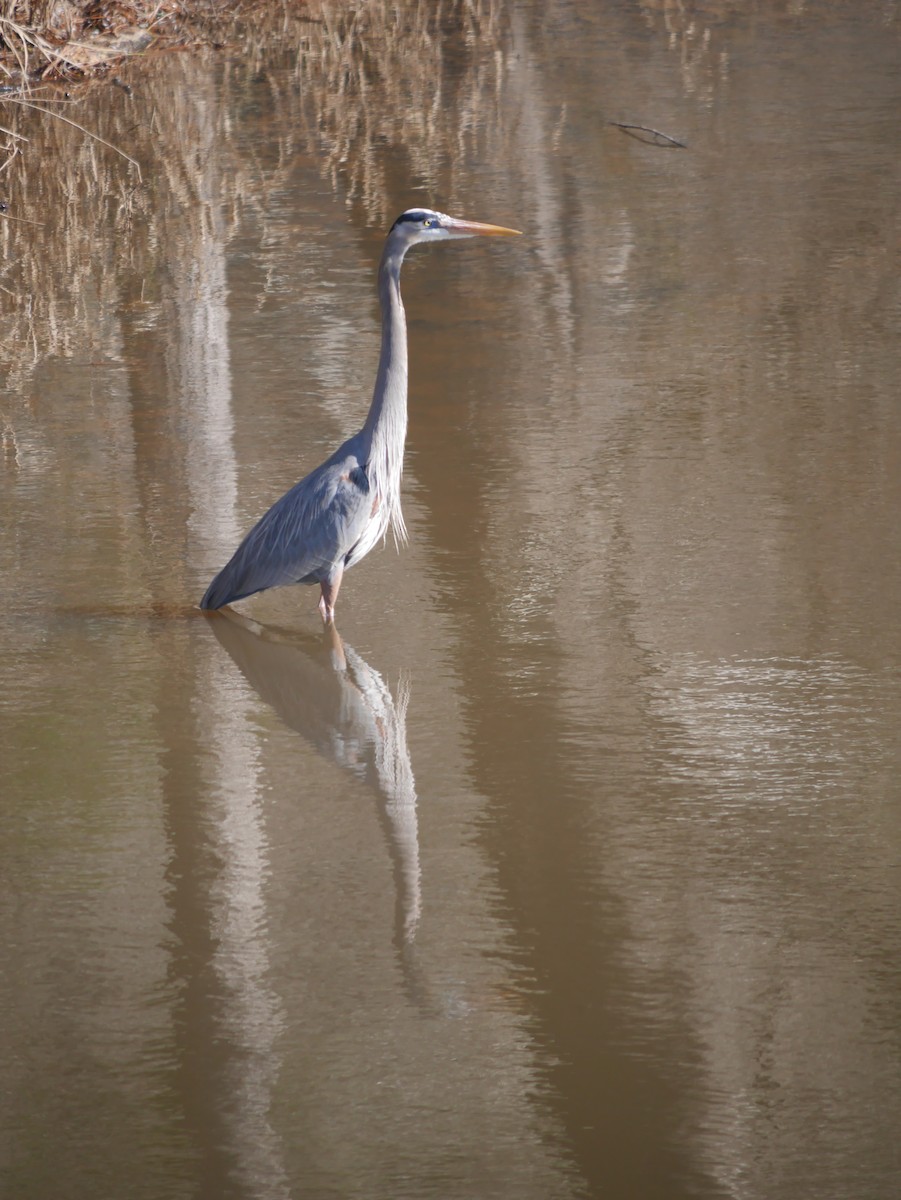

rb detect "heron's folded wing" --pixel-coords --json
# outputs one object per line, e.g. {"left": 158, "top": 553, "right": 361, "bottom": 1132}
{"left": 201, "top": 456, "right": 372, "bottom": 608}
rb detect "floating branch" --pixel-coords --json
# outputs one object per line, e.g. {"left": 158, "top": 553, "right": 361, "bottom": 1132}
{"left": 608, "top": 121, "right": 687, "bottom": 149}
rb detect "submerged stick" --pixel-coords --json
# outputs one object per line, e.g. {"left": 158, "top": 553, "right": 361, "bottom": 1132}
{"left": 6, "top": 97, "right": 142, "bottom": 179}
{"left": 608, "top": 121, "right": 687, "bottom": 149}
{"left": 0, "top": 207, "right": 44, "bottom": 225}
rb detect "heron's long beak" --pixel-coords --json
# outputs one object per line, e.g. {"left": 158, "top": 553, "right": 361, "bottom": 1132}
{"left": 446, "top": 217, "right": 522, "bottom": 237}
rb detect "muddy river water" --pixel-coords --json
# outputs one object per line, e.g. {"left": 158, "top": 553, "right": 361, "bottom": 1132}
{"left": 2, "top": 2, "right": 900, "bottom": 1197}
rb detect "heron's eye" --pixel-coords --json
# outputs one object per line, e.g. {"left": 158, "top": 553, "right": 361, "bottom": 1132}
{"left": 423, "top": 218, "right": 433, "bottom": 227}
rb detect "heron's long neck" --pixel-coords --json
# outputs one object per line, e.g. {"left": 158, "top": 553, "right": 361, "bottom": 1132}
{"left": 363, "top": 247, "right": 409, "bottom": 542}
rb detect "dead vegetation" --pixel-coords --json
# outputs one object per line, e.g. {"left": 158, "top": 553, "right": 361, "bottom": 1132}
{"left": 0, "top": 2, "right": 297, "bottom": 228}
{"left": 0, "top": 0, "right": 509, "bottom": 385}
{"left": 0, "top": 1, "right": 257, "bottom": 87}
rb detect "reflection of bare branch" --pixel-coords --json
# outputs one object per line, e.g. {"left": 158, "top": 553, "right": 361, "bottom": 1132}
{"left": 296, "top": 0, "right": 509, "bottom": 222}
{"left": 638, "top": 0, "right": 735, "bottom": 102}
{"left": 0, "top": 138, "right": 18, "bottom": 174}
{"left": 7, "top": 95, "right": 142, "bottom": 174}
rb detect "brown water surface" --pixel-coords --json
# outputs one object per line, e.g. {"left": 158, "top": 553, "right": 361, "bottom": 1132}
{"left": 2, "top": 2, "right": 901, "bottom": 1197}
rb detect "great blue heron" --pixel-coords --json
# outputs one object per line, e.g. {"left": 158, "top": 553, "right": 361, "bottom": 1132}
{"left": 200, "top": 208, "right": 521, "bottom": 622}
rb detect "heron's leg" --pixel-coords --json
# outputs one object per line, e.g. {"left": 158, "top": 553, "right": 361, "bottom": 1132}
{"left": 318, "top": 571, "right": 343, "bottom": 625}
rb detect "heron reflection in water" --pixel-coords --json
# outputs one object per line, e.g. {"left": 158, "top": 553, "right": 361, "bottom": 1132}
{"left": 200, "top": 209, "right": 520, "bottom": 622}
{"left": 209, "top": 612, "right": 424, "bottom": 992}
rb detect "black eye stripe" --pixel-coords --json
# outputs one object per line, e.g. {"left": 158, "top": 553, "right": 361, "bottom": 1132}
{"left": 392, "top": 209, "right": 438, "bottom": 229}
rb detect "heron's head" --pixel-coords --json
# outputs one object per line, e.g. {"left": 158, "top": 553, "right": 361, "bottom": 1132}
{"left": 388, "top": 208, "right": 521, "bottom": 253}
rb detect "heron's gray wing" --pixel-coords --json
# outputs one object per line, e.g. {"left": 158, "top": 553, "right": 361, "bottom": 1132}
{"left": 201, "top": 454, "right": 372, "bottom": 608}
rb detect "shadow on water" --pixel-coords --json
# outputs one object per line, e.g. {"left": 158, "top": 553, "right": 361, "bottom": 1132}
{"left": 205, "top": 611, "right": 429, "bottom": 1007}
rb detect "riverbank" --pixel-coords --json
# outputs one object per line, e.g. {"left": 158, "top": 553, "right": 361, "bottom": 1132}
{"left": 0, "top": 0, "right": 263, "bottom": 85}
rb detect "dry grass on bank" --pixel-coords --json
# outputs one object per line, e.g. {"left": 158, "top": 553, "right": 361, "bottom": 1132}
{"left": 0, "top": 1, "right": 288, "bottom": 191}
{"left": 0, "top": 0, "right": 509, "bottom": 383}
{"left": 0, "top": 0, "right": 259, "bottom": 86}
